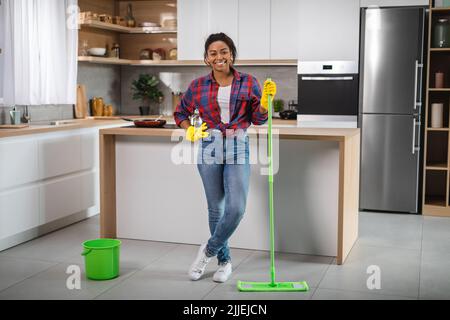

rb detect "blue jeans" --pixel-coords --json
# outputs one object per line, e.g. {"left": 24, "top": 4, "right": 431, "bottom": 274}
{"left": 197, "top": 130, "right": 250, "bottom": 264}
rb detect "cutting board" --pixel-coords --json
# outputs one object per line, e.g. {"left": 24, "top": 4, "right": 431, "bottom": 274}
{"left": 75, "top": 84, "right": 88, "bottom": 119}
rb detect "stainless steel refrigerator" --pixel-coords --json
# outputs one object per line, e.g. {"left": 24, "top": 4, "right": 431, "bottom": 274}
{"left": 359, "top": 7, "right": 426, "bottom": 213}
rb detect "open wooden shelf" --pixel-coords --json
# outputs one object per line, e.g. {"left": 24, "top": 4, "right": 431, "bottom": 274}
{"left": 423, "top": 1, "right": 450, "bottom": 217}
{"left": 80, "top": 20, "right": 177, "bottom": 34}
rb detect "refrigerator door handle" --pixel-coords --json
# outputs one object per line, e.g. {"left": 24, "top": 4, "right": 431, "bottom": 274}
{"left": 412, "top": 117, "right": 421, "bottom": 154}
{"left": 414, "top": 60, "right": 423, "bottom": 111}
{"left": 300, "top": 76, "right": 354, "bottom": 81}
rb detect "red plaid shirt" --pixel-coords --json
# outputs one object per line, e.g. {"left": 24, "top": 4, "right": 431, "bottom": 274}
{"left": 173, "top": 67, "right": 268, "bottom": 134}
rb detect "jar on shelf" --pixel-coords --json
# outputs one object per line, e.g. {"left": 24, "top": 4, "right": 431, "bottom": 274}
{"left": 111, "top": 43, "right": 120, "bottom": 58}
{"left": 433, "top": 18, "right": 450, "bottom": 48}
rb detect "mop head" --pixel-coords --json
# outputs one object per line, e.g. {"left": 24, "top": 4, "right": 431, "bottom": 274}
{"left": 237, "top": 280, "right": 309, "bottom": 292}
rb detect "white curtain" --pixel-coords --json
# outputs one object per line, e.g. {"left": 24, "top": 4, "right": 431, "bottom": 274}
{"left": 1, "top": 0, "right": 78, "bottom": 106}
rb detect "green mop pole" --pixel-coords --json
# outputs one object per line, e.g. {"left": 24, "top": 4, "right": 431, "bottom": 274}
{"left": 267, "top": 79, "right": 276, "bottom": 287}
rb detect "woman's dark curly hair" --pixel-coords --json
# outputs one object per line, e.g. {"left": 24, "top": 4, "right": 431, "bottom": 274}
{"left": 204, "top": 32, "right": 237, "bottom": 65}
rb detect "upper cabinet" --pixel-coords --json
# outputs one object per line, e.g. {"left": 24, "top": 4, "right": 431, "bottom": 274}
{"left": 360, "top": 0, "right": 429, "bottom": 6}
{"left": 298, "top": 0, "right": 360, "bottom": 62}
{"left": 239, "top": 0, "right": 271, "bottom": 59}
{"left": 208, "top": 0, "right": 239, "bottom": 48}
{"left": 177, "top": 0, "right": 298, "bottom": 61}
{"left": 177, "top": 0, "right": 208, "bottom": 60}
{"left": 271, "top": 0, "right": 299, "bottom": 59}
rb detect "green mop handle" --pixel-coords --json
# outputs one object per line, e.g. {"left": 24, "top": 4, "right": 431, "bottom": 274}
{"left": 266, "top": 78, "right": 276, "bottom": 287}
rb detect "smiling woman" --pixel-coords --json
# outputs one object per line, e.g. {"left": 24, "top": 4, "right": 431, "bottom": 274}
{"left": 0, "top": 0, "right": 78, "bottom": 106}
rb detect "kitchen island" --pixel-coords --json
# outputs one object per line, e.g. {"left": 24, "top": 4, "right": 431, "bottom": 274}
{"left": 99, "top": 124, "right": 360, "bottom": 264}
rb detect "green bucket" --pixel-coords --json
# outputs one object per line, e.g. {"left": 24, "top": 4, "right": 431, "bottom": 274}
{"left": 81, "top": 238, "right": 121, "bottom": 280}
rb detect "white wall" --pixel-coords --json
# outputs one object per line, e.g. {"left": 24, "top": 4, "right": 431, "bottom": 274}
{"left": 298, "top": 0, "right": 360, "bottom": 62}
{"left": 360, "top": 0, "right": 429, "bottom": 7}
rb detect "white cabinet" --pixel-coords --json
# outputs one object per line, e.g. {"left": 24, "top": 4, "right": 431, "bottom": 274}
{"left": 0, "top": 186, "right": 40, "bottom": 239}
{"left": 38, "top": 133, "right": 81, "bottom": 179}
{"left": 360, "top": 0, "right": 429, "bottom": 6}
{"left": 177, "top": 0, "right": 209, "bottom": 60}
{"left": 208, "top": 0, "right": 238, "bottom": 47}
{"left": 238, "top": 0, "right": 271, "bottom": 59}
{"left": 39, "top": 175, "right": 82, "bottom": 224}
{"left": 0, "top": 139, "right": 38, "bottom": 190}
{"left": 298, "top": 0, "right": 360, "bottom": 62}
{"left": 270, "top": 0, "right": 299, "bottom": 59}
{"left": 177, "top": 0, "right": 299, "bottom": 60}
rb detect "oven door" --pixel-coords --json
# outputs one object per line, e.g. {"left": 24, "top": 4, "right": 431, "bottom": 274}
{"left": 298, "top": 74, "right": 359, "bottom": 116}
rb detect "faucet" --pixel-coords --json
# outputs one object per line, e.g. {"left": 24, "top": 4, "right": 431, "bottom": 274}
{"left": 22, "top": 105, "right": 31, "bottom": 123}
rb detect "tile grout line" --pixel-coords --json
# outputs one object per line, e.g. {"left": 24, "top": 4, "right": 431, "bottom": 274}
{"left": 309, "top": 257, "right": 334, "bottom": 300}
{"left": 91, "top": 243, "right": 183, "bottom": 300}
{"left": 0, "top": 260, "right": 60, "bottom": 295}
{"left": 417, "top": 216, "right": 424, "bottom": 300}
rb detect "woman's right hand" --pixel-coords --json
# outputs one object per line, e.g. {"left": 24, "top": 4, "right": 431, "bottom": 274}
{"left": 186, "top": 122, "right": 209, "bottom": 142}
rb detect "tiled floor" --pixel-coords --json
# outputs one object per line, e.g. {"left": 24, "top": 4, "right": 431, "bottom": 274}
{"left": 0, "top": 211, "right": 449, "bottom": 300}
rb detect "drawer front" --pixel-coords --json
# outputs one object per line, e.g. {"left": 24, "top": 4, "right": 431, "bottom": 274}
{"left": 0, "top": 186, "right": 40, "bottom": 239}
{"left": 38, "top": 134, "right": 81, "bottom": 179}
{"left": 40, "top": 175, "right": 82, "bottom": 224}
{"left": 0, "top": 139, "right": 39, "bottom": 190}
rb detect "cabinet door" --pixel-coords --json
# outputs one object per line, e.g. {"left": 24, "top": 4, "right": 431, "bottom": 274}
{"left": 81, "top": 131, "right": 98, "bottom": 170}
{"left": 40, "top": 175, "right": 82, "bottom": 223}
{"left": 360, "top": 0, "right": 429, "bottom": 6}
{"left": 0, "top": 186, "right": 40, "bottom": 239}
{"left": 270, "top": 0, "right": 299, "bottom": 59}
{"left": 0, "top": 138, "right": 38, "bottom": 190}
{"left": 177, "top": 0, "right": 209, "bottom": 60}
{"left": 298, "top": 0, "right": 360, "bottom": 61}
{"left": 208, "top": 0, "right": 238, "bottom": 47}
{"left": 38, "top": 133, "right": 81, "bottom": 179}
{"left": 80, "top": 170, "right": 98, "bottom": 212}
{"left": 238, "top": 0, "right": 270, "bottom": 59}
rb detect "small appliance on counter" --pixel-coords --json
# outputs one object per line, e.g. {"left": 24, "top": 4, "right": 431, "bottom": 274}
{"left": 297, "top": 60, "right": 358, "bottom": 128}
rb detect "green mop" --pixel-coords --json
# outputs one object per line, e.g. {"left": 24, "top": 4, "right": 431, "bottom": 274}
{"left": 237, "top": 79, "right": 309, "bottom": 292}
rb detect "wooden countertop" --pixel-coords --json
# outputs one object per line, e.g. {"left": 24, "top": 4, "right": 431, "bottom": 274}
{"left": 101, "top": 124, "right": 359, "bottom": 142}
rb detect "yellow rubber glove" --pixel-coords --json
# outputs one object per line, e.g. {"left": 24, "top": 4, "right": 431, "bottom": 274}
{"left": 261, "top": 79, "right": 277, "bottom": 112}
{"left": 185, "top": 122, "right": 209, "bottom": 142}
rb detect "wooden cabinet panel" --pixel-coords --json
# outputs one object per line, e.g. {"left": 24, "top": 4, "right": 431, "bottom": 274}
{"left": 0, "top": 139, "right": 38, "bottom": 190}
{"left": 0, "top": 186, "right": 40, "bottom": 239}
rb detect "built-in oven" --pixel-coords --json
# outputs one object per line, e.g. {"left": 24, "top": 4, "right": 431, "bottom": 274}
{"left": 297, "top": 61, "right": 359, "bottom": 127}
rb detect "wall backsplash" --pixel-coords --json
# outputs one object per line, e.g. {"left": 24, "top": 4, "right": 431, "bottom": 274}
{"left": 121, "top": 65, "right": 298, "bottom": 116}
{"left": 1, "top": 65, "right": 297, "bottom": 124}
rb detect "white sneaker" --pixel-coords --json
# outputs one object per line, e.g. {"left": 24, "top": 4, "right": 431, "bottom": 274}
{"left": 213, "top": 262, "right": 232, "bottom": 283}
{"left": 188, "top": 244, "right": 212, "bottom": 281}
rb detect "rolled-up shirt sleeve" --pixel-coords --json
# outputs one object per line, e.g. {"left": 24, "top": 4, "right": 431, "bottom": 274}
{"left": 249, "top": 76, "right": 268, "bottom": 126}
{"left": 174, "top": 81, "right": 196, "bottom": 127}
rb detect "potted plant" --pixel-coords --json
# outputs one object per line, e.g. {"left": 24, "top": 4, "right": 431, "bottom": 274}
{"left": 131, "top": 74, "right": 164, "bottom": 115}
{"left": 273, "top": 99, "right": 284, "bottom": 118}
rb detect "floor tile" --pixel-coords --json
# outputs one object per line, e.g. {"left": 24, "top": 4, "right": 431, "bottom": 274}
{"left": 422, "top": 216, "right": 450, "bottom": 254}
{"left": 95, "top": 244, "right": 254, "bottom": 300}
{"left": 0, "top": 261, "right": 138, "bottom": 300}
{"left": 419, "top": 250, "right": 450, "bottom": 300}
{"left": 203, "top": 251, "right": 331, "bottom": 300}
{"left": 311, "top": 288, "right": 414, "bottom": 300}
{"left": 358, "top": 211, "right": 423, "bottom": 250}
{"left": 319, "top": 243, "right": 421, "bottom": 298}
{"left": 0, "top": 256, "right": 57, "bottom": 292}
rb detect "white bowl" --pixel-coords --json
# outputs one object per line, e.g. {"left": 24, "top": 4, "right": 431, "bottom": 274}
{"left": 88, "top": 48, "right": 106, "bottom": 56}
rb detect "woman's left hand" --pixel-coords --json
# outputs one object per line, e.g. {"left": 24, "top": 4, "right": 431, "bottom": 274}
{"left": 261, "top": 80, "right": 277, "bottom": 111}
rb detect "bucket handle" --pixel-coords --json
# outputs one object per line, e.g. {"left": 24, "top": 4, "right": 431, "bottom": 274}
{"left": 81, "top": 248, "right": 92, "bottom": 256}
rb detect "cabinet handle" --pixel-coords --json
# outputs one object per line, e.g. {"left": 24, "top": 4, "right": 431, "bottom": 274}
{"left": 301, "top": 76, "right": 353, "bottom": 81}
